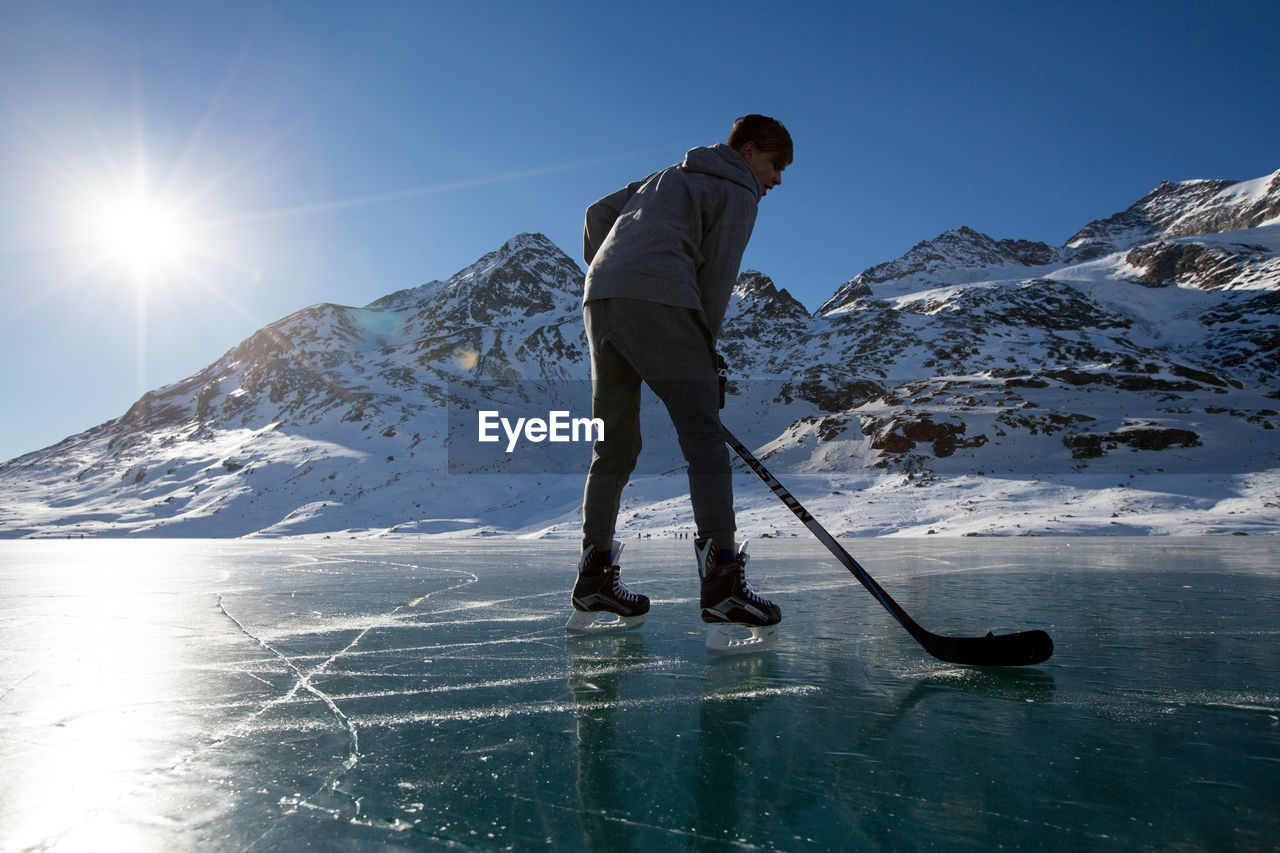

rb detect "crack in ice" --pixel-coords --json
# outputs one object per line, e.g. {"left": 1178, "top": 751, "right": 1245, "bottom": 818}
{"left": 210, "top": 562, "right": 480, "bottom": 850}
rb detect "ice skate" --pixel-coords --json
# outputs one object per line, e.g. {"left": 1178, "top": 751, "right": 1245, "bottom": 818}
{"left": 566, "top": 541, "right": 650, "bottom": 635}
{"left": 696, "top": 538, "right": 781, "bottom": 656}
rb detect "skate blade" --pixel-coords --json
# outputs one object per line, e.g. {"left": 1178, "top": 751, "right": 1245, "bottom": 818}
{"left": 705, "top": 623, "right": 779, "bottom": 656}
{"left": 565, "top": 609, "right": 645, "bottom": 635}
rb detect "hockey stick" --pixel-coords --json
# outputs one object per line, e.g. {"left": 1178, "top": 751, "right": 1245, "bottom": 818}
{"left": 724, "top": 427, "right": 1053, "bottom": 666}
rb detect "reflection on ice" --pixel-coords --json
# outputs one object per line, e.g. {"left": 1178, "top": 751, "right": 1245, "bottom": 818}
{"left": 0, "top": 538, "right": 1277, "bottom": 850}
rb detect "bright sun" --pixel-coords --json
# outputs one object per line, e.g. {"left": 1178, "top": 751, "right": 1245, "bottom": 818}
{"left": 86, "top": 191, "right": 194, "bottom": 277}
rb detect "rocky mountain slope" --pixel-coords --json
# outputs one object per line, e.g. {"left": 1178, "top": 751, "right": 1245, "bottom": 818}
{"left": 1, "top": 172, "right": 1277, "bottom": 539}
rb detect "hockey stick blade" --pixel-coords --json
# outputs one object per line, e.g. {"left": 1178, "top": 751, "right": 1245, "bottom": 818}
{"left": 724, "top": 427, "right": 1053, "bottom": 667}
{"left": 923, "top": 629, "right": 1054, "bottom": 667}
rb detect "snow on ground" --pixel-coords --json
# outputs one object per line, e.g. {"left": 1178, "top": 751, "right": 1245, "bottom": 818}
{"left": 354, "top": 466, "right": 1280, "bottom": 543}
{"left": 7, "top": 428, "right": 1276, "bottom": 540}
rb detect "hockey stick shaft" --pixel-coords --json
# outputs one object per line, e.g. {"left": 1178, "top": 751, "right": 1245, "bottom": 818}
{"left": 723, "top": 427, "right": 1052, "bottom": 666}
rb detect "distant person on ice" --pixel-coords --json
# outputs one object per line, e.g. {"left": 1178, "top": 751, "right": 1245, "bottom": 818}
{"left": 567, "top": 114, "right": 793, "bottom": 653}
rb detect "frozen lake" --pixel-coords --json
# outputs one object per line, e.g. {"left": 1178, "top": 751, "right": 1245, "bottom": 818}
{"left": 1, "top": 538, "right": 1277, "bottom": 851}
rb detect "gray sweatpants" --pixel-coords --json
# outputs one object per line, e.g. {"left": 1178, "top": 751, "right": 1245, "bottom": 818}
{"left": 581, "top": 297, "right": 735, "bottom": 551}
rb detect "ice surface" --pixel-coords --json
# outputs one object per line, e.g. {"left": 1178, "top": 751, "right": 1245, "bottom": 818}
{"left": 1, "top": 538, "right": 1277, "bottom": 850}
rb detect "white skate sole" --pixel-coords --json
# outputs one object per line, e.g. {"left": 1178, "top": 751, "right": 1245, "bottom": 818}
{"left": 705, "top": 622, "right": 779, "bottom": 656}
{"left": 565, "top": 609, "right": 645, "bottom": 635}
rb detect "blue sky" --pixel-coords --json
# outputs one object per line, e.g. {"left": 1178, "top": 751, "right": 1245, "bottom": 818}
{"left": 1, "top": 0, "right": 1277, "bottom": 463}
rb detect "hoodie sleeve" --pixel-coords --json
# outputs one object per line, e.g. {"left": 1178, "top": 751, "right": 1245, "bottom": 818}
{"left": 583, "top": 179, "right": 644, "bottom": 265}
{"left": 695, "top": 185, "right": 758, "bottom": 337}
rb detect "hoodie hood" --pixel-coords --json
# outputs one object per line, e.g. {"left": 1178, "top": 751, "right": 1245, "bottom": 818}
{"left": 682, "top": 144, "right": 762, "bottom": 200}
{"left": 584, "top": 142, "right": 762, "bottom": 337}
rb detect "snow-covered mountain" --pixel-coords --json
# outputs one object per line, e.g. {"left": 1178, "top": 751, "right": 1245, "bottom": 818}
{"left": 2, "top": 173, "right": 1277, "bottom": 539}
{"left": 1065, "top": 170, "right": 1280, "bottom": 260}
{"left": 0, "top": 233, "right": 599, "bottom": 538}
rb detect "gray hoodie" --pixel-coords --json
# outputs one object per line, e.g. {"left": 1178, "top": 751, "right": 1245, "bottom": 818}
{"left": 582, "top": 144, "right": 762, "bottom": 339}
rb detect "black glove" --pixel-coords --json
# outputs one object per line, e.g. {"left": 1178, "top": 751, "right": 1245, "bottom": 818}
{"left": 716, "top": 352, "right": 728, "bottom": 409}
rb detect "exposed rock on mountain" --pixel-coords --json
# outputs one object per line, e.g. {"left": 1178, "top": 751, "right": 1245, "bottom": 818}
{"left": 1124, "top": 236, "right": 1280, "bottom": 291}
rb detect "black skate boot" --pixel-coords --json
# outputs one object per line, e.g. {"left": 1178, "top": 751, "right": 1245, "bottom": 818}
{"left": 696, "top": 537, "right": 781, "bottom": 655}
{"left": 566, "top": 541, "right": 650, "bottom": 635}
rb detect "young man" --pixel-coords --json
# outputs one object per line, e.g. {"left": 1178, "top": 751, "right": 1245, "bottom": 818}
{"left": 567, "top": 115, "right": 793, "bottom": 653}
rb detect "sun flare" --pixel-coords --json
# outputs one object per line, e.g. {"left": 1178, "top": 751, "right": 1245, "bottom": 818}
{"left": 85, "top": 191, "right": 194, "bottom": 276}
